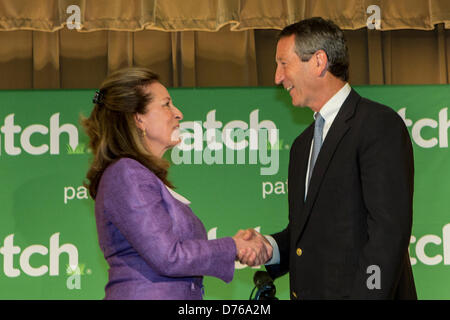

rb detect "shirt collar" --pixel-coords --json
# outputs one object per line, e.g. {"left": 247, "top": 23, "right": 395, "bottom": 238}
{"left": 314, "top": 83, "right": 351, "bottom": 122}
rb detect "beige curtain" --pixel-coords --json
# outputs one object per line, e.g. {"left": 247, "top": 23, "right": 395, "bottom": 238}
{"left": 1, "top": 0, "right": 449, "bottom": 31}
{"left": 1, "top": 0, "right": 450, "bottom": 89}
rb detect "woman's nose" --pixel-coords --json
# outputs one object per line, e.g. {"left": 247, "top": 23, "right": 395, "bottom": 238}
{"left": 173, "top": 106, "right": 183, "bottom": 120}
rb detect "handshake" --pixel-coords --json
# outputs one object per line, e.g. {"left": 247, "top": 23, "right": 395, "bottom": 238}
{"left": 232, "top": 229, "right": 273, "bottom": 267}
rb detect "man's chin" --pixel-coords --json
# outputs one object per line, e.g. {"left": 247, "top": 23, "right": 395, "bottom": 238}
{"left": 291, "top": 99, "right": 305, "bottom": 108}
{"left": 289, "top": 93, "right": 303, "bottom": 107}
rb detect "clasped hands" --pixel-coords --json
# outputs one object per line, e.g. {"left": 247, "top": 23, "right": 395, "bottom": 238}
{"left": 232, "top": 229, "right": 273, "bottom": 266}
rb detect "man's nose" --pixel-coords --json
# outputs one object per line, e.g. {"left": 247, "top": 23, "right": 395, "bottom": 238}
{"left": 275, "top": 65, "right": 284, "bottom": 85}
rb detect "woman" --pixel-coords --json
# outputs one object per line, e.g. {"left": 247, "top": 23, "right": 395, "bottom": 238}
{"left": 82, "top": 67, "right": 269, "bottom": 299}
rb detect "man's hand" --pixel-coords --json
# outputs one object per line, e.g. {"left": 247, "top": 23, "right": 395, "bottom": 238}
{"left": 232, "top": 229, "right": 273, "bottom": 266}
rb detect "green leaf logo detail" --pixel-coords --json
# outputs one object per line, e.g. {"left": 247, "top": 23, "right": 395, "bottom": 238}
{"left": 66, "top": 263, "right": 86, "bottom": 276}
{"left": 67, "top": 143, "right": 86, "bottom": 154}
{"left": 267, "top": 138, "right": 283, "bottom": 150}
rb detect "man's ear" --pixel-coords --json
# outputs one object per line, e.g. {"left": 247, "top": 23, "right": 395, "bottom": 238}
{"left": 315, "top": 50, "right": 329, "bottom": 77}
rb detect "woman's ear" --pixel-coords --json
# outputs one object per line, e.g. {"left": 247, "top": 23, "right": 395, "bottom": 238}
{"left": 134, "top": 113, "right": 143, "bottom": 129}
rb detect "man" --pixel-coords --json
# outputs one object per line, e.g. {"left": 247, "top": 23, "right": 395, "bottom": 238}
{"left": 239, "top": 17, "right": 416, "bottom": 299}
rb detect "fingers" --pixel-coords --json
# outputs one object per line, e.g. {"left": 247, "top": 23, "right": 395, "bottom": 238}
{"left": 233, "top": 228, "right": 274, "bottom": 266}
{"left": 235, "top": 234, "right": 273, "bottom": 266}
{"left": 233, "top": 231, "right": 254, "bottom": 261}
{"left": 238, "top": 248, "right": 256, "bottom": 266}
{"left": 234, "top": 228, "right": 256, "bottom": 241}
{"left": 241, "top": 229, "right": 255, "bottom": 241}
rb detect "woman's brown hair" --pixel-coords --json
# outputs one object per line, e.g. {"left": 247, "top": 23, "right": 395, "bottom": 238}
{"left": 82, "top": 67, "right": 173, "bottom": 199}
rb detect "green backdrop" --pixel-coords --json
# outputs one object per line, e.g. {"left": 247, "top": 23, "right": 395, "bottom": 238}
{"left": 0, "top": 85, "right": 448, "bottom": 299}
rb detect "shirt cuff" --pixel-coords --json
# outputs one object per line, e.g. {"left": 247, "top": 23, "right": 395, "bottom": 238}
{"left": 264, "top": 235, "right": 280, "bottom": 266}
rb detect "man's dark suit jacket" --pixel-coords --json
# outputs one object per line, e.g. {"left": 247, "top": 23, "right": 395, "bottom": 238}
{"left": 266, "top": 89, "right": 417, "bottom": 300}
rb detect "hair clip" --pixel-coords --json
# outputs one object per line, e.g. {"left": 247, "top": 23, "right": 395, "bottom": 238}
{"left": 93, "top": 90, "right": 104, "bottom": 105}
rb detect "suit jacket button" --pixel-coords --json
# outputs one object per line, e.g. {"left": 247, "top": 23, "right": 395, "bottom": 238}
{"left": 296, "top": 248, "right": 303, "bottom": 256}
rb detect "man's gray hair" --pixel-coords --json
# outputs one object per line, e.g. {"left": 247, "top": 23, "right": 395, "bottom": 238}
{"left": 278, "top": 17, "right": 349, "bottom": 81}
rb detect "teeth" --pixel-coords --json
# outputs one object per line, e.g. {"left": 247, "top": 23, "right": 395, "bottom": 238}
{"left": 286, "top": 86, "right": 293, "bottom": 92}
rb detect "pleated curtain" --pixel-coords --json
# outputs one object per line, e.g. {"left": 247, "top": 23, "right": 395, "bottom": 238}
{"left": 0, "top": 0, "right": 449, "bottom": 89}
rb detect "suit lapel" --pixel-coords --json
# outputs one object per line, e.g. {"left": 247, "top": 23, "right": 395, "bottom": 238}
{"left": 292, "top": 89, "right": 361, "bottom": 244}
{"left": 288, "top": 125, "right": 312, "bottom": 242}
{"left": 290, "top": 124, "right": 313, "bottom": 205}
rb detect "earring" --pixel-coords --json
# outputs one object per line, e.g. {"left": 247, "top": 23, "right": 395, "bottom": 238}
{"left": 139, "top": 128, "right": 146, "bottom": 137}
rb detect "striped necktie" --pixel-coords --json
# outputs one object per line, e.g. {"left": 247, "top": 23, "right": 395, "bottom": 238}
{"left": 308, "top": 113, "right": 325, "bottom": 186}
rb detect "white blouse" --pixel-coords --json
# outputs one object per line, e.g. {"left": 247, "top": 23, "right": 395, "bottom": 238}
{"left": 165, "top": 186, "right": 191, "bottom": 205}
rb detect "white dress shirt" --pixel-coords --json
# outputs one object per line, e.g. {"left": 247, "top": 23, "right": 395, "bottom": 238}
{"left": 265, "top": 83, "right": 352, "bottom": 266}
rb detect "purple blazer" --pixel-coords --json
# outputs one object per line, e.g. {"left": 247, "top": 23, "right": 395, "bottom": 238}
{"left": 95, "top": 158, "right": 236, "bottom": 300}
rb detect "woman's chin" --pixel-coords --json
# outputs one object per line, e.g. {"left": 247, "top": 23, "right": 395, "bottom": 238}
{"left": 169, "top": 138, "right": 182, "bottom": 148}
